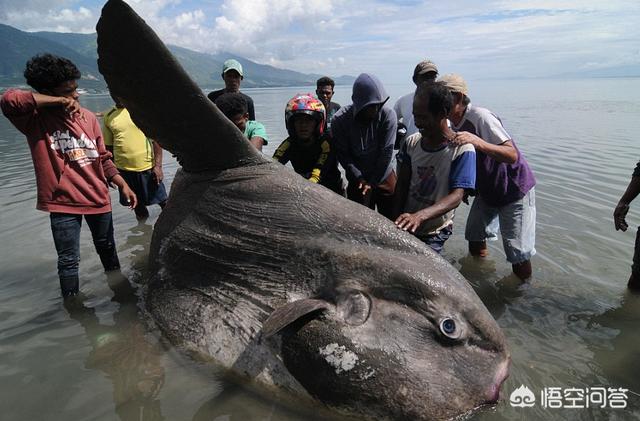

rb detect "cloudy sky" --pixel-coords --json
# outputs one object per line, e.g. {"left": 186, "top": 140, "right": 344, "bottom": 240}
{"left": 1, "top": 0, "right": 639, "bottom": 84}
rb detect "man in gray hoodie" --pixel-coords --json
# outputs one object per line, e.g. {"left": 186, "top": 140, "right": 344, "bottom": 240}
{"left": 331, "top": 73, "right": 397, "bottom": 219}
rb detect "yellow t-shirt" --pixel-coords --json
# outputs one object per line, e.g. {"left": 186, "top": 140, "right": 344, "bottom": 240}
{"left": 102, "top": 107, "right": 154, "bottom": 171}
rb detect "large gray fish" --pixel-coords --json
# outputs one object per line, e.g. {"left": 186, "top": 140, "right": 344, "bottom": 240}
{"left": 96, "top": 1, "right": 510, "bottom": 419}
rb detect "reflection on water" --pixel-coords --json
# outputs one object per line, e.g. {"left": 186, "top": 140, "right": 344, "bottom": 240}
{"left": 2, "top": 79, "right": 640, "bottom": 420}
{"left": 62, "top": 221, "right": 166, "bottom": 421}
{"left": 588, "top": 292, "right": 640, "bottom": 398}
{"left": 64, "top": 274, "right": 165, "bottom": 421}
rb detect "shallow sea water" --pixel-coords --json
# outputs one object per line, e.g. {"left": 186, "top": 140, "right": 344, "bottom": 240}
{"left": 1, "top": 78, "right": 640, "bottom": 420}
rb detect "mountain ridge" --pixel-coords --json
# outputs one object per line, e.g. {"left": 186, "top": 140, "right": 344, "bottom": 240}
{"left": 0, "top": 23, "right": 355, "bottom": 91}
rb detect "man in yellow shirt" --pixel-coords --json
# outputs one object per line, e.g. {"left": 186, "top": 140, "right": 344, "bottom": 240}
{"left": 102, "top": 96, "right": 167, "bottom": 220}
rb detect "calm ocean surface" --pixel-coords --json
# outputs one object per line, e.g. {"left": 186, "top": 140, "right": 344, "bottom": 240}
{"left": 1, "top": 78, "right": 639, "bottom": 420}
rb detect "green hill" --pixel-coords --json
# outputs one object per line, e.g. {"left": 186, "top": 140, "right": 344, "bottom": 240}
{"left": 0, "top": 24, "right": 354, "bottom": 91}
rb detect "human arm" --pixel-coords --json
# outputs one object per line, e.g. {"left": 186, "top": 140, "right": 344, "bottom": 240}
{"left": 331, "top": 114, "right": 364, "bottom": 181}
{"left": 92, "top": 115, "right": 128, "bottom": 198}
{"left": 101, "top": 111, "right": 114, "bottom": 157}
{"left": 392, "top": 152, "right": 411, "bottom": 220}
{"left": 614, "top": 163, "right": 640, "bottom": 231}
{"left": 249, "top": 136, "right": 265, "bottom": 151}
{"left": 370, "top": 108, "right": 397, "bottom": 184}
{"left": 273, "top": 139, "right": 291, "bottom": 165}
{"left": 32, "top": 92, "right": 82, "bottom": 117}
{"left": 110, "top": 174, "right": 138, "bottom": 209}
{"left": 247, "top": 121, "right": 268, "bottom": 151}
{"left": 307, "top": 139, "right": 333, "bottom": 183}
{"left": 450, "top": 107, "right": 517, "bottom": 164}
{"left": 151, "top": 139, "right": 164, "bottom": 184}
{"left": 396, "top": 188, "right": 465, "bottom": 233}
{"left": 450, "top": 132, "right": 517, "bottom": 164}
{"left": 1, "top": 89, "right": 82, "bottom": 134}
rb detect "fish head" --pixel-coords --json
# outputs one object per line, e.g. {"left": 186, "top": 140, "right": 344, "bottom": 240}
{"left": 265, "top": 243, "right": 510, "bottom": 420}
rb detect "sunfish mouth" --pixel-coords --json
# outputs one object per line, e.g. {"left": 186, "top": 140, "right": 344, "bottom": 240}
{"left": 484, "top": 357, "right": 511, "bottom": 404}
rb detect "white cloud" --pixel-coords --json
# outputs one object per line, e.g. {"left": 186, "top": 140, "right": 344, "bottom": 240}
{"left": 207, "top": 0, "right": 335, "bottom": 57}
{"left": 2, "top": 2, "right": 96, "bottom": 33}
{"left": 0, "top": 0, "right": 638, "bottom": 81}
{"left": 5, "top": 10, "right": 94, "bottom": 33}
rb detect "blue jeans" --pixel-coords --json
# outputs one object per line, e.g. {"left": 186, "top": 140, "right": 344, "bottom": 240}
{"left": 419, "top": 225, "right": 453, "bottom": 254}
{"left": 50, "top": 212, "right": 120, "bottom": 283}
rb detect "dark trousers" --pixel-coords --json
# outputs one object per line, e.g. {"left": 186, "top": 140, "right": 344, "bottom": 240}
{"left": 346, "top": 171, "right": 397, "bottom": 220}
{"left": 50, "top": 212, "right": 120, "bottom": 283}
{"left": 633, "top": 227, "right": 640, "bottom": 276}
{"left": 418, "top": 225, "right": 453, "bottom": 254}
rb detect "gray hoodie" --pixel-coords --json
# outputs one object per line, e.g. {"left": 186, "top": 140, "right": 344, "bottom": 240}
{"left": 331, "top": 73, "right": 397, "bottom": 185}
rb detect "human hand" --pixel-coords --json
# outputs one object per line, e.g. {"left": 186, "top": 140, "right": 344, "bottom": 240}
{"left": 358, "top": 180, "right": 372, "bottom": 196}
{"left": 395, "top": 212, "right": 424, "bottom": 233}
{"left": 614, "top": 202, "right": 630, "bottom": 231}
{"left": 152, "top": 165, "right": 164, "bottom": 184}
{"left": 450, "top": 131, "right": 481, "bottom": 147}
{"left": 122, "top": 186, "right": 138, "bottom": 210}
{"left": 61, "top": 97, "right": 85, "bottom": 122}
{"left": 60, "top": 97, "right": 83, "bottom": 119}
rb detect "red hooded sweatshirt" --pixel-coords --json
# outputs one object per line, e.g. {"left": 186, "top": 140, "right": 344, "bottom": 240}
{"left": 1, "top": 89, "right": 119, "bottom": 214}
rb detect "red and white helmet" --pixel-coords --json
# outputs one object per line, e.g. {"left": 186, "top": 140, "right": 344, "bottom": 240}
{"left": 285, "top": 94, "right": 326, "bottom": 137}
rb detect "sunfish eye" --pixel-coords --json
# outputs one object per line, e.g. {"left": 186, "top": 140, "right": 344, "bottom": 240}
{"left": 337, "top": 290, "right": 371, "bottom": 326}
{"left": 439, "top": 317, "right": 459, "bottom": 339}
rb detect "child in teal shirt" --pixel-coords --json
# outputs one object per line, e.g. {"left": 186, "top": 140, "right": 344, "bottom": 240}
{"left": 214, "top": 93, "right": 268, "bottom": 151}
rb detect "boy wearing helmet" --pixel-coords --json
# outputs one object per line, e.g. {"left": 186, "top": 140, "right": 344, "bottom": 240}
{"left": 273, "top": 94, "right": 344, "bottom": 195}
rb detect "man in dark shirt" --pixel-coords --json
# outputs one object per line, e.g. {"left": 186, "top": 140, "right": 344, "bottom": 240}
{"left": 614, "top": 161, "right": 640, "bottom": 290}
{"left": 207, "top": 59, "right": 255, "bottom": 120}
{"left": 316, "top": 76, "right": 341, "bottom": 132}
{"left": 331, "top": 73, "right": 397, "bottom": 219}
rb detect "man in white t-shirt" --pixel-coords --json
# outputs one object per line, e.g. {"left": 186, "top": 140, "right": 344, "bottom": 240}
{"left": 393, "top": 81, "right": 476, "bottom": 254}
{"left": 393, "top": 60, "right": 439, "bottom": 150}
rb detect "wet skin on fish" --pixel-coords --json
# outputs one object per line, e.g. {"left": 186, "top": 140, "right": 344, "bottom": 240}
{"left": 96, "top": 1, "right": 510, "bottom": 419}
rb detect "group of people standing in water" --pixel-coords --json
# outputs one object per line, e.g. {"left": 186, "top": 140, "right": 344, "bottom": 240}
{"left": 216, "top": 58, "right": 537, "bottom": 281}
{"left": 1, "top": 52, "right": 636, "bottom": 299}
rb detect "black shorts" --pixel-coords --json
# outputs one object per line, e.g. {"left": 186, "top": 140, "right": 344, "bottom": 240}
{"left": 118, "top": 169, "right": 168, "bottom": 207}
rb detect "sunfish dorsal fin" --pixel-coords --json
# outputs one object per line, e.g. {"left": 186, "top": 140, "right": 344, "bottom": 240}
{"left": 96, "top": 0, "right": 265, "bottom": 172}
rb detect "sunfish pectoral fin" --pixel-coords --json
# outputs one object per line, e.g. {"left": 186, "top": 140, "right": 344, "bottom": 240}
{"left": 262, "top": 299, "right": 332, "bottom": 338}
{"left": 96, "top": 0, "right": 265, "bottom": 172}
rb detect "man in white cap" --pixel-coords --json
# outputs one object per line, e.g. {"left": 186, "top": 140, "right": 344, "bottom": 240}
{"left": 208, "top": 59, "right": 255, "bottom": 120}
{"left": 393, "top": 60, "right": 438, "bottom": 150}
{"left": 441, "top": 74, "right": 537, "bottom": 280}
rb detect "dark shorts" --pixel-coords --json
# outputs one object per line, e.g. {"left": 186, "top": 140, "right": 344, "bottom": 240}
{"left": 418, "top": 225, "right": 453, "bottom": 254}
{"left": 633, "top": 227, "right": 640, "bottom": 276}
{"left": 118, "top": 169, "right": 168, "bottom": 207}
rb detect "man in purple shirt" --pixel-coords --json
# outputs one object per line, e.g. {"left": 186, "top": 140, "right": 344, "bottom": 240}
{"left": 441, "top": 74, "right": 536, "bottom": 280}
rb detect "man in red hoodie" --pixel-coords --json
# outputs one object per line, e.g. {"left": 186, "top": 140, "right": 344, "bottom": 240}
{"left": 0, "top": 54, "right": 137, "bottom": 298}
